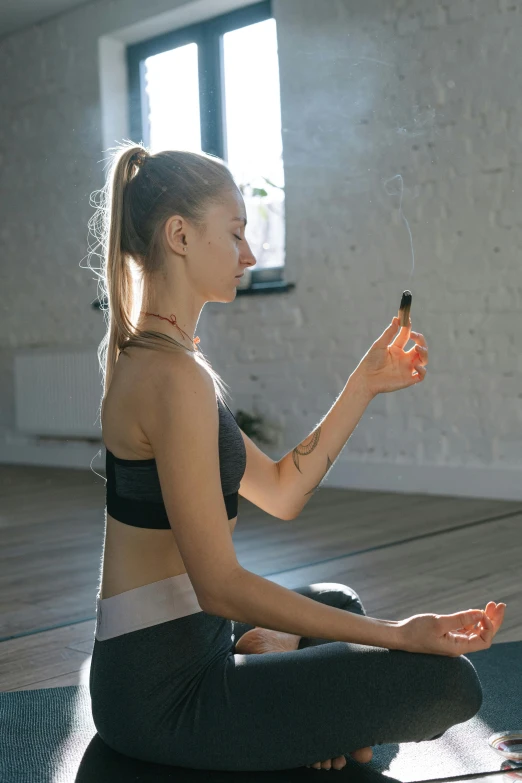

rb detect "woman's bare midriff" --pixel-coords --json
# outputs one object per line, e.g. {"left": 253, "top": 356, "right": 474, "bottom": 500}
{"left": 100, "top": 513, "right": 237, "bottom": 599}
{"left": 99, "top": 346, "right": 236, "bottom": 600}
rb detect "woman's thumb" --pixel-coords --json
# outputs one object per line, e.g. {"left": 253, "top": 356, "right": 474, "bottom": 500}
{"left": 438, "top": 610, "right": 484, "bottom": 632}
{"left": 375, "top": 317, "right": 400, "bottom": 345}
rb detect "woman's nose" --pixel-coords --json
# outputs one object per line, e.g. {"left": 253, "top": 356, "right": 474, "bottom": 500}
{"left": 241, "top": 242, "right": 257, "bottom": 265}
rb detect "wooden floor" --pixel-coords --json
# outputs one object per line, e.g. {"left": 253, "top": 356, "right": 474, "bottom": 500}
{"left": 1, "top": 461, "right": 521, "bottom": 695}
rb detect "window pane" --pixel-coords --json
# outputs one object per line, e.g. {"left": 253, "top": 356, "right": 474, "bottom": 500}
{"left": 144, "top": 43, "right": 201, "bottom": 154}
{"left": 223, "top": 19, "right": 285, "bottom": 271}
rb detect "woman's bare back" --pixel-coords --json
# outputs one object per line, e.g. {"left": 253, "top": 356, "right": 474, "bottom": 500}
{"left": 99, "top": 346, "right": 237, "bottom": 599}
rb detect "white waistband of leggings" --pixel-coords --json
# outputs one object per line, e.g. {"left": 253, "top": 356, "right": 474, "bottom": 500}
{"left": 95, "top": 572, "right": 204, "bottom": 641}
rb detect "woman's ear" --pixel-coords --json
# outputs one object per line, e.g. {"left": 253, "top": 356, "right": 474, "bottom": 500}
{"left": 164, "top": 215, "right": 187, "bottom": 255}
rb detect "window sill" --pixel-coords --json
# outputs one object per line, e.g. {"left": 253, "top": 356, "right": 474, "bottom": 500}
{"left": 235, "top": 280, "right": 296, "bottom": 296}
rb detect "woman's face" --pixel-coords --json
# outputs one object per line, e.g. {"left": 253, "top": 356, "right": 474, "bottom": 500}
{"left": 164, "top": 187, "right": 257, "bottom": 301}
{"left": 198, "top": 187, "right": 257, "bottom": 297}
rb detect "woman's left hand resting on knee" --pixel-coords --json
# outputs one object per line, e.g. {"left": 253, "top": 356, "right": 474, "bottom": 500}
{"left": 396, "top": 601, "right": 506, "bottom": 657}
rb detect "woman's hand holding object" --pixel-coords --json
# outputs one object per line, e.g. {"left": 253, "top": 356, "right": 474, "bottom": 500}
{"left": 355, "top": 316, "right": 428, "bottom": 397}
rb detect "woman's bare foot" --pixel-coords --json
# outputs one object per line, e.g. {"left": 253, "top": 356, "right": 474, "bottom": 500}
{"left": 234, "top": 627, "right": 373, "bottom": 771}
{"left": 234, "top": 626, "right": 301, "bottom": 655}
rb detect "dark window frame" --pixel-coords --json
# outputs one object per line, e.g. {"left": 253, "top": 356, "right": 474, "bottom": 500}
{"left": 126, "top": 0, "right": 295, "bottom": 297}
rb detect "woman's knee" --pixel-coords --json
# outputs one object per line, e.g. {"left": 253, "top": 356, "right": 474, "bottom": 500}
{"left": 384, "top": 651, "right": 483, "bottom": 745}
{"left": 334, "top": 583, "right": 366, "bottom": 616}
{"left": 306, "top": 582, "right": 367, "bottom": 616}
{"left": 437, "top": 654, "right": 483, "bottom": 722}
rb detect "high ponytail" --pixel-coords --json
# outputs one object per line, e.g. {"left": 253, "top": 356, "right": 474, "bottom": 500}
{"left": 87, "top": 140, "right": 237, "bottom": 420}
{"left": 99, "top": 145, "right": 143, "bottom": 399}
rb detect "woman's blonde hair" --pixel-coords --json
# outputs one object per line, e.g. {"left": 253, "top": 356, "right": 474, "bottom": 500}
{"left": 88, "top": 140, "right": 238, "bottom": 415}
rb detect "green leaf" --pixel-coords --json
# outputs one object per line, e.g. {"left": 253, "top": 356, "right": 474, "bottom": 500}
{"left": 261, "top": 176, "right": 284, "bottom": 191}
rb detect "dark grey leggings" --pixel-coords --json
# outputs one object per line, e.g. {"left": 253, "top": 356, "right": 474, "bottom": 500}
{"left": 89, "top": 582, "right": 483, "bottom": 771}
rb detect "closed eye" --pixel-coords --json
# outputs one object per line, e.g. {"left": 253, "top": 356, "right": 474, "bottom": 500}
{"left": 234, "top": 234, "right": 242, "bottom": 241}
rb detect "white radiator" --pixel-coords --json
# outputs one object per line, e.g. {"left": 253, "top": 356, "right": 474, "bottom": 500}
{"left": 14, "top": 347, "right": 103, "bottom": 439}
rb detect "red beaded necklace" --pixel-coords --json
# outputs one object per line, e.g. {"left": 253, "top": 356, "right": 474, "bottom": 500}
{"left": 140, "top": 311, "right": 200, "bottom": 352}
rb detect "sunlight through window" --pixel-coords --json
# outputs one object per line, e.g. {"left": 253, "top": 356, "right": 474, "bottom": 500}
{"left": 145, "top": 43, "right": 201, "bottom": 154}
{"left": 223, "top": 19, "right": 285, "bottom": 271}
{"left": 143, "top": 15, "right": 285, "bottom": 276}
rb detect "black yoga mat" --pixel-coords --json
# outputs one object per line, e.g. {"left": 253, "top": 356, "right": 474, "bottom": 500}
{"left": 1, "top": 640, "right": 520, "bottom": 783}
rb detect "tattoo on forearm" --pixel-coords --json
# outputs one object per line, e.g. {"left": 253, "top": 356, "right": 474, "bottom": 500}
{"left": 304, "top": 455, "right": 333, "bottom": 497}
{"left": 291, "top": 427, "right": 321, "bottom": 474}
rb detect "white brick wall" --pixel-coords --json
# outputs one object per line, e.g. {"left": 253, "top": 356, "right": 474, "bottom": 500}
{"left": 0, "top": 0, "right": 521, "bottom": 498}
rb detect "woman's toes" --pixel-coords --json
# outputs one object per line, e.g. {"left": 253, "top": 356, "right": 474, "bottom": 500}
{"left": 350, "top": 746, "right": 373, "bottom": 763}
{"left": 308, "top": 756, "right": 346, "bottom": 770}
{"left": 305, "top": 754, "right": 347, "bottom": 770}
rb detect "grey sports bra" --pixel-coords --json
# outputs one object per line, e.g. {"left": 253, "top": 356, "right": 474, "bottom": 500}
{"left": 105, "top": 397, "right": 246, "bottom": 528}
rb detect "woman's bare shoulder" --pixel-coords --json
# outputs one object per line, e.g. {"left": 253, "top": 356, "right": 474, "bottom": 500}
{"left": 103, "top": 348, "right": 200, "bottom": 457}
{"left": 119, "top": 344, "right": 197, "bottom": 380}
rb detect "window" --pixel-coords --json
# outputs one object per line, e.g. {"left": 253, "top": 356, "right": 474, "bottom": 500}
{"left": 127, "top": 1, "right": 295, "bottom": 296}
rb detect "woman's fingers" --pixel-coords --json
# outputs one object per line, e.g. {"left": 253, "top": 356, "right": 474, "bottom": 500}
{"left": 478, "top": 613, "right": 494, "bottom": 644}
{"left": 412, "top": 361, "right": 427, "bottom": 383}
{"left": 392, "top": 318, "right": 413, "bottom": 350}
{"left": 455, "top": 603, "right": 506, "bottom": 650}
{"left": 486, "top": 601, "right": 505, "bottom": 618}
{"left": 472, "top": 605, "right": 505, "bottom": 647}
{"left": 415, "top": 345, "right": 428, "bottom": 364}
{"left": 488, "top": 603, "right": 506, "bottom": 633}
{"left": 409, "top": 330, "right": 429, "bottom": 365}
{"left": 410, "top": 330, "right": 427, "bottom": 347}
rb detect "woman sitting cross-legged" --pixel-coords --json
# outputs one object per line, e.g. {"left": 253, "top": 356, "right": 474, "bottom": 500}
{"left": 89, "top": 142, "right": 506, "bottom": 772}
